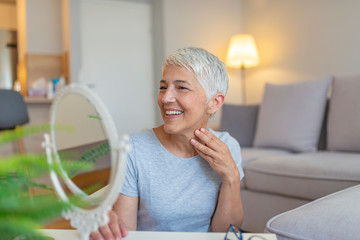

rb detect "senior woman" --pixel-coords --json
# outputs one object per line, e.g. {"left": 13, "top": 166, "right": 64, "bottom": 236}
{"left": 91, "top": 47, "right": 244, "bottom": 240}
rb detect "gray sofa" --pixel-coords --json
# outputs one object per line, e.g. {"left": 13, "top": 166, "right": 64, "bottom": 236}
{"left": 219, "top": 74, "right": 360, "bottom": 238}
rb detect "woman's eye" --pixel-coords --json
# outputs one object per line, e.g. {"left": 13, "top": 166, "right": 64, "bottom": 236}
{"left": 159, "top": 86, "right": 167, "bottom": 90}
{"left": 178, "top": 86, "right": 188, "bottom": 90}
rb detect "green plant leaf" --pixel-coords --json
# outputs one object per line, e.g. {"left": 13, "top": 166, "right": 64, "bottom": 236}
{"left": 0, "top": 126, "right": 97, "bottom": 238}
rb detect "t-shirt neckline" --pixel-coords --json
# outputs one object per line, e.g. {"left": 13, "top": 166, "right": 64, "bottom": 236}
{"left": 150, "top": 129, "right": 201, "bottom": 160}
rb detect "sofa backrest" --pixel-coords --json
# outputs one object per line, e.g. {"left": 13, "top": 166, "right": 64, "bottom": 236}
{"left": 220, "top": 74, "right": 360, "bottom": 153}
{"left": 327, "top": 74, "right": 360, "bottom": 152}
{"left": 220, "top": 102, "right": 329, "bottom": 151}
{"left": 219, "top": 104, "right": 259, "bottom": 148}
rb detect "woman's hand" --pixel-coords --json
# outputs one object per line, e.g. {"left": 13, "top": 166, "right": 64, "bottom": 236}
{"left": 190, "top": 128, "right": 239, "bottom": 182}
{"left": 90, "top": 210, "right": 128, "bottom": 240}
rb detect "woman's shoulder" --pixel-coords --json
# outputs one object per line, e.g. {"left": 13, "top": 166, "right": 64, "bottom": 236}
{"left": 129, "top": 128, "right": 157, "bottom": 144}
{"left": 127, "top": 129, "right": 160, "bottom": 160}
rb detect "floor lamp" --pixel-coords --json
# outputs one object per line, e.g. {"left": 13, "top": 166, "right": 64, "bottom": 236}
{"left": 226, "top": 34, "right": 259, "bottom": 104}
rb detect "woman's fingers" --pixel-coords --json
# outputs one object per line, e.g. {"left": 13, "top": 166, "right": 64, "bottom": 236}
{"left": 99, "top": 224, "right": 116, "bottom": 240}
{"left": 106, "top": 211, "right": 123, "bottom": 239}
{"left": 194, "top": 128, "right": 221, "bottom": 151}
{"left": 192, "top": 128, "right": 227, "bottom": 160}
{"left": 119, "top": 220, "right": 128, "bottom": 237}
{"left": 191, "top": 137, "right": 215, "bottom": 160}
{"left": 90, "top": 230, "right": 104, "bottom": 240}
{"left": 90, "top": 210, "right": 127, "bottom": 240}
{"left": 191, "top": 128, "right": 224, "bottom": 163}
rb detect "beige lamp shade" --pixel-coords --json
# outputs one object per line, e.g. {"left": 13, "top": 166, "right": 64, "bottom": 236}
{"left": 226, "top": 34, "right": 260, "bottom": 68}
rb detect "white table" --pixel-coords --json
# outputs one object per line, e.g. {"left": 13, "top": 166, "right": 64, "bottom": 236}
{"left": 42, "top": 229, "right": 277, "bottom": 240}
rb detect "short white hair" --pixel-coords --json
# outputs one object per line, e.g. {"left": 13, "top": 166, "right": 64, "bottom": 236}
{"left": 163, "top": 47, "right": 229, "bottom": 103}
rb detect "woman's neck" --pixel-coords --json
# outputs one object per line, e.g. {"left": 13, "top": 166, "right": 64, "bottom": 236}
{"left": 153, "top": 125, "right": 205, "bottom": 158}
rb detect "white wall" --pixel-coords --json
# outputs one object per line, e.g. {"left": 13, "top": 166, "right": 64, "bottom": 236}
{"left": 162, "top": 0, "right": 242, "bottom": 59}
{"left": 242, "top": 0, "right": 360, "bottom": 103}
{"left": 62, "top": 0, "right": 81, "bottom": 83}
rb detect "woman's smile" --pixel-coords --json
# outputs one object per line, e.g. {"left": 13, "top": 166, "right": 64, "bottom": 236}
{"left": 164, "top": 109, "right": 184, "bottom": 118}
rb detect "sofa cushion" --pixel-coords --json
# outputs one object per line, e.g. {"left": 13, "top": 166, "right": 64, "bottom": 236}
{"left": 266, "top": 184, "right": 360, "bottom": 240}
{"left": 241, "top": 147, "right": 291, "bottom": 166}
{"left": 253, "top": 78, "right": 331, "bottom": 152}
{"left": 244, "top": 151, "right": 360, "bottom": 200}
{"left": 219, "top": 104, "right": 259, "bottom": 147}
{"left": 240, "top": 147, "right": 292, "bottom": 190}
{"left": 327, "top": 74, "right": 360, "bottom": 152}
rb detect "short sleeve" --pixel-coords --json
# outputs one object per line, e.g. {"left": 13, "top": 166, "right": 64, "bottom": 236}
{"left": 228, "top": 136, "right": 245, "bottom": 180}
{"left": 120, "top": 140, "right": 139, "bottom": 197}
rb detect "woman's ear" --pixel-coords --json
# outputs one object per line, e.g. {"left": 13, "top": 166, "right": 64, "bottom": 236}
{"left": 207, "top": 93, "right": 225, "bottom": 115}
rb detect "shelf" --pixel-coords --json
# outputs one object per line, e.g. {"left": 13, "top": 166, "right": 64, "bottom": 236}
{"left": 24, "top": 97, "right": 53, "bottom": 105}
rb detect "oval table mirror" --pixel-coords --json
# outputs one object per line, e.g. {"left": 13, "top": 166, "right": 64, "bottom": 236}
{"left": 42, "top": 84, "right": 129, "bottom": 240}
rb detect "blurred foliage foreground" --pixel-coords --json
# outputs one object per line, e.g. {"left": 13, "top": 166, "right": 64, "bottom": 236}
{"left": 0, "top": 126, "right": 93, "bottom": 240}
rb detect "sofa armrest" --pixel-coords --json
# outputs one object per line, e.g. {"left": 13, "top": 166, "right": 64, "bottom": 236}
{"left": 219, "top": 104, "right": 259, "bottom": 147}
{"left": 266, "top": 184, "right": 360, "bottom": 240}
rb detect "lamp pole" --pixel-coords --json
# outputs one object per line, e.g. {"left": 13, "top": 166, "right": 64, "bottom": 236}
{"left": 240, "top": 64, "right": 246, "bottom": 104}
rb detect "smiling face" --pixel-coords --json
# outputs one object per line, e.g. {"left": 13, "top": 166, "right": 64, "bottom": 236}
{"left": 158, "top": 65, "right": 211, "bottom": 137}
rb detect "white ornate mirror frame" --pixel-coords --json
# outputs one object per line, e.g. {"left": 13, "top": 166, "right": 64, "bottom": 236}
{"left": 42, "top": 84, "right": 129, "bottom": 240}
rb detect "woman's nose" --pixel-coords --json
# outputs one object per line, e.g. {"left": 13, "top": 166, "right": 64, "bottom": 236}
{"left": 161, "top": 88, "right": 176, "bottom": 103}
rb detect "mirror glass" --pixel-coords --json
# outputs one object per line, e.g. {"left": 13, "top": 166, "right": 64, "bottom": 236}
{"left": 52, "top": 92, "right": 111, "bottom": 207}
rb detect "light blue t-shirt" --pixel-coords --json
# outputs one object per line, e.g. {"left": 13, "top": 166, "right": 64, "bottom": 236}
{"left": 120, "top": 128, "right": 244, "bottom": 232}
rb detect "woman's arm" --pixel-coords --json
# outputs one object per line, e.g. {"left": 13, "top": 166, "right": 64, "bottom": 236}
{"left": 190, "top": 128, "right": 243, "bottom": 232}
{"left": 211, "top": 172, "right": 243, "bottom": 232}
{"left": 113, "top": 193, "right": 139, "bottom": 230}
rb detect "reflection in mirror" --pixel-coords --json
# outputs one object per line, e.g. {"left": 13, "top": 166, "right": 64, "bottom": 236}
{"left": 53, "top": 93, "right": 110, "bottom": 207}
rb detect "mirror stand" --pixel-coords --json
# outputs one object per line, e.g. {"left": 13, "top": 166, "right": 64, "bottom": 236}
{"left": 42, "top": 84, "right": 129, "bottom": 240}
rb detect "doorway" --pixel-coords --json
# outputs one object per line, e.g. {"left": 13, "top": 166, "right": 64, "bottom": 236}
{"left": 0, "top": 29, "right": 17, "bottom": 89}
{"left": 79, "top": 0, "right": 155, "bottom": 136}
